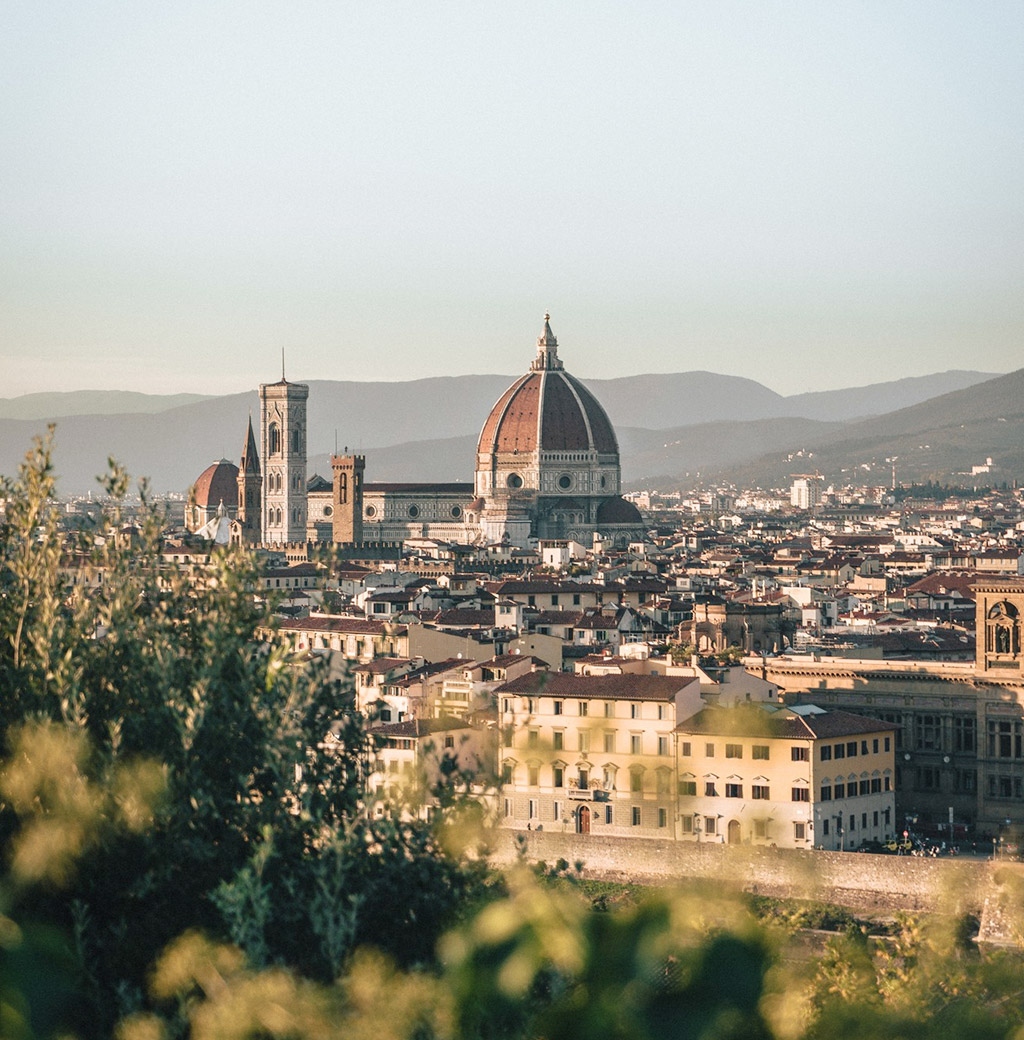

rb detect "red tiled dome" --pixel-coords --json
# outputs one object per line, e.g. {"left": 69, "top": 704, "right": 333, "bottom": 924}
{"left": 192, "top": 460, "right": 239, "bottom": 508}
{"left": 477, "top": 319, "right": 618, "bottom": 456}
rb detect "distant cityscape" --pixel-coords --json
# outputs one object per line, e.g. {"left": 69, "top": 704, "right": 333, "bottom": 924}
{"left": 7, "top": 317, "right": 1024, "bottom": 864}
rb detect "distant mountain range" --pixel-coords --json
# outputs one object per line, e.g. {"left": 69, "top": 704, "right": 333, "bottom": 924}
{"left": 0, "top": 368, "right": 1010, "bottom": 494}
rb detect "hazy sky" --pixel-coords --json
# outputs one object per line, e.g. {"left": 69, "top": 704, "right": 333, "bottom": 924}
{"left": 2, "top": 2, "right": 1022, "bottom": 397}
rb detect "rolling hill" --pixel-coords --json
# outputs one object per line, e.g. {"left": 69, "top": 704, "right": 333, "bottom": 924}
{"left": 0, "top": 368, "right": 1009, "bottom": 494}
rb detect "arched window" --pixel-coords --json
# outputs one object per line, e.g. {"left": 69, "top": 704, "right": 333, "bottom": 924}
{"left": 338, "top": 472, "right": 348, "bottom": 505}
{"left": 269, "top": 423, "right": 281, "bottom": 455}
{"left": 292, "top": 428, "right": 300, "bottom": 453}
{"left": 987, "top": 601, "right": 1020, "bottom": 656}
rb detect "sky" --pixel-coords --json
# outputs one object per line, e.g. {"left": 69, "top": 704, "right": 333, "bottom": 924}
{"left": 2, "top": 2, "right": 1022, "bottom": 398}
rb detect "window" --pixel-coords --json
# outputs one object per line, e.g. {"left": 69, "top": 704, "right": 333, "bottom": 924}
{"left": 988, "top": 719, "right": 1023, "bottom": 759}
{"left": 791, "top": 746, "right": 809, "bottom": 762}
{"left": 833, "top": 782, "right": 844, "bottom": 798}
{"left": 791, "top": 787, "right": 809, "bottom": 802}
{"left": 528, "top": 766, "right": 539, "bottom": 786}
{"left": 501, "top": 761, "right": 514, "bottom": 784}
{"left": 794, "top": 822, "right": 806, "bottom": 841}
{"left": 725, "top": 744, "right": 743, "bottom": 759}
{"left": 704, "top": 781, "right": 717, "bottom": 797}
{"left": 553, "top": 700, "right": 563, "bottom": 716}
{"left": 605, "top": 806, "right": 613, "bottom": 824}
{"left": 858, "top": 780, "right": 870, "bottom": 795}
{"left": 578, "top": 702, "right": 589, "bottom": 717}
{"left": 604, "top": 701, "right": 614, "bottom": 718}
{"left": 705, "top": 743, "right": 715, "bottom": 757}
{"left": 504, "top": 798, "right": 511, "bottom": 817}
{"left": 528, "top": 799, "right": 537, "bottom": 819}
{"left": 754, "top": 819, "right": 767, "bottom": 838}
{"left": 553, "top": 767, "right": 564, "bottom": 788}
{"left": 870, "top": 778, "right": 881, "bottom": 794}
{"left": 884, "top": 776, "right": 891, "bottom": 791}
{"left": 631, "top": 735, "right": 642, "bottom": 755}
{"left": 954, "top": 768, "right": 977, "bottom": 793}
{"left": 834, "top": 744, "right": 845, "bottom": 760}
{"left": 820, "top": 785, "right": 832, "bottom": 801}
{"left": 681, "top": 815, "right": 694, "bottom": 834}
{"left": 954, "top": 717, "right": 976, "bottom": 753}
{"left": 632, "top": 807, "right": 641, "bottom": 827}
{"left": 822, "top": 819, "right": 830, "bottom": 836}
{"left": 444, "top": 735, "right": 454, "bottom": 749}
{"left": 630, "top": 703, "right": 640, "bottom": 719}
{"left": 578, "top": 731, "right": 590, "bottom": 754}
{"left": 681, "top": 741, "right": 692, "bottom": 756}
{"left": 820, "top": 745, "right": 832, "bottom": 761}
{"left": 752, "top": 785, "right": 770, "bottom": 800}
{"left": 753, "top": 745, "right": 770, "bottom": 760}
{"left": 846, "top": 742, "right": 858, "bottom": 757}
{"left": 861, "top": 812, "right": 868, "bottom": 829}
{"left": 884, "top": 737, "right": 891, "bottom": 752}
{"left": 553, "top": 731, "right": 564, "bottom": 751}
{"left": 705, "top": 817, "right": 717, "bottom": 836}
{"left": 725, "top": 783, "right": 743, "bottom": 798}
{"left": 603, "top": 767, "right": 616, "bottom": 789}
{"left": 678, "top": 780, "right": 697, "bottom": 796}
{"left": 579, "top": 768, "right": 589, "bottom": 789}
{"left": 630, "top": 769, "right": 644, "bottom": 793}
{"left": 916, "top": 715, "right": 942, "bottom": 751}
{"left": 553, "top": 801, "right": 561, "bottom": 821}
{"left": 527, "top": 730, "right": 539, "bottom": 749}
{"left": 658, "top": 736, "right": 670, "bottom": 756}
{"left": 657, "top": 770, "right": 671, "bottom": 795}
{"left": 604, "top": 732, "right": 615, "bottom": 753}
{"left": 872, "top": 739, "right": 879, "bottom": 754}
{"left": 861, "top": 741, "right": 869, "bottom": 755}
{"left": 658, "top": 808, "right": 667, "bottom": 828}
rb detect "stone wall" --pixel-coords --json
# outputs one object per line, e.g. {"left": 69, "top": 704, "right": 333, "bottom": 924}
{"left": 492, "top": 830, "right": 1018, "bottom": 922}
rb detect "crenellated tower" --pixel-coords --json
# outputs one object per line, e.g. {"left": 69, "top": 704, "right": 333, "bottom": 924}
{"left": 331, "top": 452, "right": 365, "bottom": 544}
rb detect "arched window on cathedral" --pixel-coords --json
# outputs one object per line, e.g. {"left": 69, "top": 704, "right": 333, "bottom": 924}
{"left": 269, "top": 423, "right": 281, "bottom": 455}
{"left": 987, "top": 601, "right": 1020, "bottom": 656}
{"left": 338, "top": 472, "right": 348, "bottom": 505}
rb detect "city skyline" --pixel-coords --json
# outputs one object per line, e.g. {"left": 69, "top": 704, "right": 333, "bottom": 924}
{"left": 3, "top": 2, "right": 1023, "bottom": 397}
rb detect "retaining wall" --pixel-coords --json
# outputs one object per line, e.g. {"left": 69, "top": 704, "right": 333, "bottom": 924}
{"left": 492, "top": 830, "right": 1018, "bottom": 922}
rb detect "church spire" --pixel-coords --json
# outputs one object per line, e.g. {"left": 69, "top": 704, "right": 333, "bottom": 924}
{"left": 240, "top": 413, "right": 261, "bottom": 475}
{"left": 532, "top": 311, "right": 563, "bottom": 371}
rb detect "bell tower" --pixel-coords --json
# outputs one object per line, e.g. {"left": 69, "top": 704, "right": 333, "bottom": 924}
{"left": 236, "top": 414, "right": 262, "bottom": 545}
{"left": 331, "top": 453, "right": 364, "bottom": 545}
{"left": 259, "top": 355, "right": 309, "bottom": 544}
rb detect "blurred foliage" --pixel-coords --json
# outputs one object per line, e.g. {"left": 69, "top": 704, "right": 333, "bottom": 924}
{"left": 5, "top": 433, "right": 1024, "bottom": 1040}
{"left": 0, "top": 434, "right": 488, "bottom": 1034}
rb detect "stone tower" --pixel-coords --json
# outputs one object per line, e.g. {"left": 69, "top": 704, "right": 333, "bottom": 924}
{"left": 236, "top": 414, "right": 262, "bottom": 545}
{"left": 331, "top": 453, "right": 365, "bottom": 544}
{"left": 259, "top": 360, "right": 309, "bottom": 545}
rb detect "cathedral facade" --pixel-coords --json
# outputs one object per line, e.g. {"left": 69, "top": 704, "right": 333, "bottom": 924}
{"left": 198, "top": 316, "right": 644, "bottom": 549}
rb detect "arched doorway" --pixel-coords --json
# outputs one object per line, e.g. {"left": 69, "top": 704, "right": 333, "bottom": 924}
{"left": 727, "top": 819, "right": 741, "bottom": 844}
{"left": 577, "top": 805, "right": 591, "bottom": 835}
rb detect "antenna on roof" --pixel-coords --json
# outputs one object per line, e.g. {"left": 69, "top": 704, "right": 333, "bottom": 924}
{"left": 281, "top": 348, "right": 286, "bottom": 382}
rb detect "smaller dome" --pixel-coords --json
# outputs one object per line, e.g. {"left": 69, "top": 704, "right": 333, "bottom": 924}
{"left": 596, "top": 496, "right": 642, "bottom": 525}
{"left": 192, "top": 460, "right": 239, "bottom": 508}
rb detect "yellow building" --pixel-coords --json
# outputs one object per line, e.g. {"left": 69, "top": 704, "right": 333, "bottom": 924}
{"left": 495, "top": 672, "right": 703, "bottom": 837}
{"left": 676, "top": 705, "right": 896, "bottom": 849}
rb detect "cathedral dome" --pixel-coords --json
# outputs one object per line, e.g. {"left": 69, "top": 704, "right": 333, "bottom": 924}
{"left": 192, "top": 459, "right": 239, "bottom": 509}
{"left": 596, "top": 496, "right": 643, "bottom": 525}
{"left": 476, "top": 316, "right": 618, "bottom": 456}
